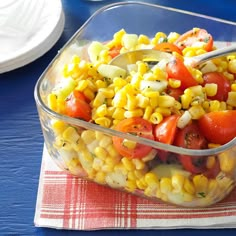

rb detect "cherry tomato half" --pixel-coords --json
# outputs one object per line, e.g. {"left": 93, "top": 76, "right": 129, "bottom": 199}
{"left": 154, "top": 42, "right": 182, "bottom": 55}
{"left": 166, "top": 87, "right": 183, "bottom": 101}
{"left": 65, "top": 90, "right": 92, "bottom": 122}
{"left": 175, "top": 28, "right": 213, "bottom": 52}
{"left": 166, "top": 56, "right": 198, "bottom": 90}
{"left": 112, "top": 117, "right": 154, "bottom": 159}
{"left": 154, "top": 115, "right": 179, "bottom": 145}
{"left": 198, "top": 110, "right": 236, "bottom": 145}
{"left": 203, "top": 72, "right": 231, "bottom": 101}
{"left": 174, "top": 122, "right": 208, "bottom": 174}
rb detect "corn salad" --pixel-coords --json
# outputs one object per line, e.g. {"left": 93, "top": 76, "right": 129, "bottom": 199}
{"left": 46, "top": 28, "right": 236, "bottom": 207}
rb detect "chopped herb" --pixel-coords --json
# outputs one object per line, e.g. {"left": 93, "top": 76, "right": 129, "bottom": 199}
{"left": 198, "top": 192, "right": 206, "bottom": 198}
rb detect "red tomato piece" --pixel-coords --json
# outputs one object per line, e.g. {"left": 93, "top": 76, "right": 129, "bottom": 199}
{"left": 174, "top": 122, "right": 208, "bottom": 174}
{"left": 154, "top": 115, "right": 179, "bottom": 144}
{"left": 203, "top": 72, "right": 231, "bottom": 101}
{"left": 175, "top": 28, "right": 213, "bottom": 52}
{"left": 154, "top": 42, "right": 182, "bottom": 55}
{"left": 65, "top": 91, "right": 92, "bottom": 122}
{"left": 166, "top": 56, "right": 198, "bottom": 90}
{"left": 198, "top": 110, "right": 236, "bottom": 145}
{"left": 112, "top": 117, "right": 154, "bottom": 159}
{"left": 166, "top": 87, "right": 183, "bottom": 101}
{"left": 108, "top": 45, "right": 122, "bottom": 58}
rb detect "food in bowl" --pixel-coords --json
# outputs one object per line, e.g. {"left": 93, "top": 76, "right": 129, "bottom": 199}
{"left": 35, "top": 2, "right": 236, "bottom": 207}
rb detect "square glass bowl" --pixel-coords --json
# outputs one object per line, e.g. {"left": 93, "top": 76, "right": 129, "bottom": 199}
{"left": 34, "top": 1, "right": 236, "bottom": 207}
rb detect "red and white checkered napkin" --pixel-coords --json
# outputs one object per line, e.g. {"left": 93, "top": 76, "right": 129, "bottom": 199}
{"left": 34, "top": 147, "right": 236, "bottom": 230}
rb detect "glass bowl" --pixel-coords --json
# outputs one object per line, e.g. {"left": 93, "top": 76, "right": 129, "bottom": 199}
{"left": 34, "top": 1, "right": 236, "bottom": 207}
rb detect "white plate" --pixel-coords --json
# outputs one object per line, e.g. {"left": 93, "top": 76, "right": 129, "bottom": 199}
{"left": 0, "top": 0, "right": 65, "bottom": 73}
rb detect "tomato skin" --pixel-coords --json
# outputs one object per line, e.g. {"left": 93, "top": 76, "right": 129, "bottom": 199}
{"left": 175, "top": 28, "right": 213, "bottom": 52}
{"left": 166, "top": 87, "right": 183, "bottom": 101}
{"left": 154, "top": 115, "right": 179, "bottom": 144}
{"left": 108, "top": 45, "right": 122, "bottom": 58}
{"left": 112, "top": 118, "right": 154, "bottom": 159}
{"left": 174, "top": 123, "right": 208, "bottom": 174}
{"left": 203, "top": 72, "right": 231, "bottom": 101}
{"left": 198, "top": 111, "right": 236, "bottom": 145}
{"left": 166, "top": 56, "right": 198, "bottom": 90}
{"left": 154, "top": 42, "right": 182, "bottom": 55}
{"left": 65, "top": 91, "right": 92, "bottom": 122}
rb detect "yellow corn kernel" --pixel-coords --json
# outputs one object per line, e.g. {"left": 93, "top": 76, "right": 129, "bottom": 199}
{"left": 136, "top": 177, "right": 147, "bottom": 190}
{"left": 51, "top": 120, "right": 67, "bottom": 134}
{"left": 226, "top": 91, "right": 236, "bottom": 107}
{"left": 132, "top": 158, "right": 145, "bottom": 170}
{"left": 96, "top": 104, "right": 108, "bottom": 117}
{"left": 152, "top": 32, "right": 167, "bottom": 44}
{"left": 138, "top": 34, "right": 150, "bottom": 44}
{"left": 158, "top": 95, "right": 175, "bottom": 107}
{"left": 122, "top": 139, "right": 137, "bottom": 151}
{"left": 218, "top": 151, "right": 236, "bottom": 173}
{"left": 134, "top": 169, "right": 147, "bottom": 179}
{"left": 101, "top": 164, "right": 114, "bottom": 173}
{"left": 92, "top": 158, "right": 104, "bottom": 171}
{"left": 223, "top": 71, "right": 234, "bottom": 81}
{"left": 204, "top": 83, "right": 217, "bottom": 97}
{"left": 188, "top": 105, "right": 206, "bottom": 120}
{"left": 209, "top": 100, "right": 221, "bottom": 112}
{"left": 155, "top": 107, "right": 171, "bottom": 116}
{"left": 66, "top": 63, "right": 80, "bottom": 78}
{"left": 99, "top": 135, "right": 112, "bottom": 148}
{"left": 168, "top": 79, "right": 181, "bottom": 88}
{"left": 124, "top": 109, "right": 143, "bottom": 118}
{"left": 112, "top": 90, "right": 127, "bottom": 108}
{"left": 143, "top": 90, "right": 159, "bottom": 98}
{"left": 227, "top": 55, "right": 236, "bottom": 61}
{"left": 114, "top": 163, "right": 128, "bottom": 175}
{"left": 152, "top": 67, "right": 168, "bottom": 80}
{"left": 143, "top": 106, "right": 153, "bottom": 120}
{"left": 150, "top": 112, "right": 163, "bottom": 124}
{"left": 62, "top": 127, "right": 80, "bottom": 143}
{"left": 196, "top": 48, "right": 207, "bottom": 55}
{"left": 193, "top": 174, "right": 208, "bottom": 197}
{"left": 107, "top": 144, "right": 120, "bottom": 158}
{"left": 136, "top": 94, "right": 149, "bottom": 108}
{"left": 94, "top": 146, "right": 108, "bottom": 160}
{"left": 113, "top": 29, "right": 126, "bottom": 44}
{"left": 95, "top": 117, "right": 111, "bottom": 127}
{"left": 83, "top": 88, "right": 95, "bottom": 101}
{"left": 125, "top": 180, "right": 137, "bottom": 192}
{"left": 121, "top": 157, "right": 135, "bottom": 171}
{"left": 113, "top": 77, "right": 128, "bottom": 88}
{"left": 81, "top": 130, "right": 96, "bottom": 144}
{"left": 76, "top": 80, "right": 89, "bottom": 91}
{"left": 99, "top": 87, "right": 115, "bottom": 98}
{"left": 95, "top": 80, "right": 107, "bottom": 89}
{"left": 231, "top": 83, "right": 236, "bottom": 91}
{"left": 126, "top": 94, "right": 137, "bottom": 110}
{"left": 219, "top": 60, "right": 228, "bottom": 70}
{"left": 92, "top": 92, "right": 105, "bottom": 108}
{"left": 127, "top": 171, "right": 137, "bottom": 181}
{"left": 171, "top": 174, "right": 185, "bottom": 192}
{"left": 111, "top": 108, "right": 125, "bottom": 120}
{"left": 160, "top": 177, "right": 172, "bottom": 194}
{"left": 181, "top": 94, "right": 192, "bottom": 109}
{"left": 182, "top": 47, "right": 197, "bottom": 57}
{"left": 149, "top": 97, "right": 158, "bottom": 108}
{"left": 95, "top": 171, "right": 106, "bottom": 184}
{"left": 167, "top": 32, "right": 180, "bottom": 43}
{"left": 145, "top": 173, "right": 159, "bottom": 186}
{"left": 184, "top": 178, "right": 195, "bottom": 195}
{"left": 137, "top": 61, "right": 148, "bottom": 74}
{"left": 206, "top": 156, "right": 216, "bottom": 169}
{"left": 48, "top": 94, "right": 57, "bottom": 111}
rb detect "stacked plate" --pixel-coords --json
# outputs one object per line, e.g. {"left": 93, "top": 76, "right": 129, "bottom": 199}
{"left": 0, "top": 0, "right": 65, "bottom": 73}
